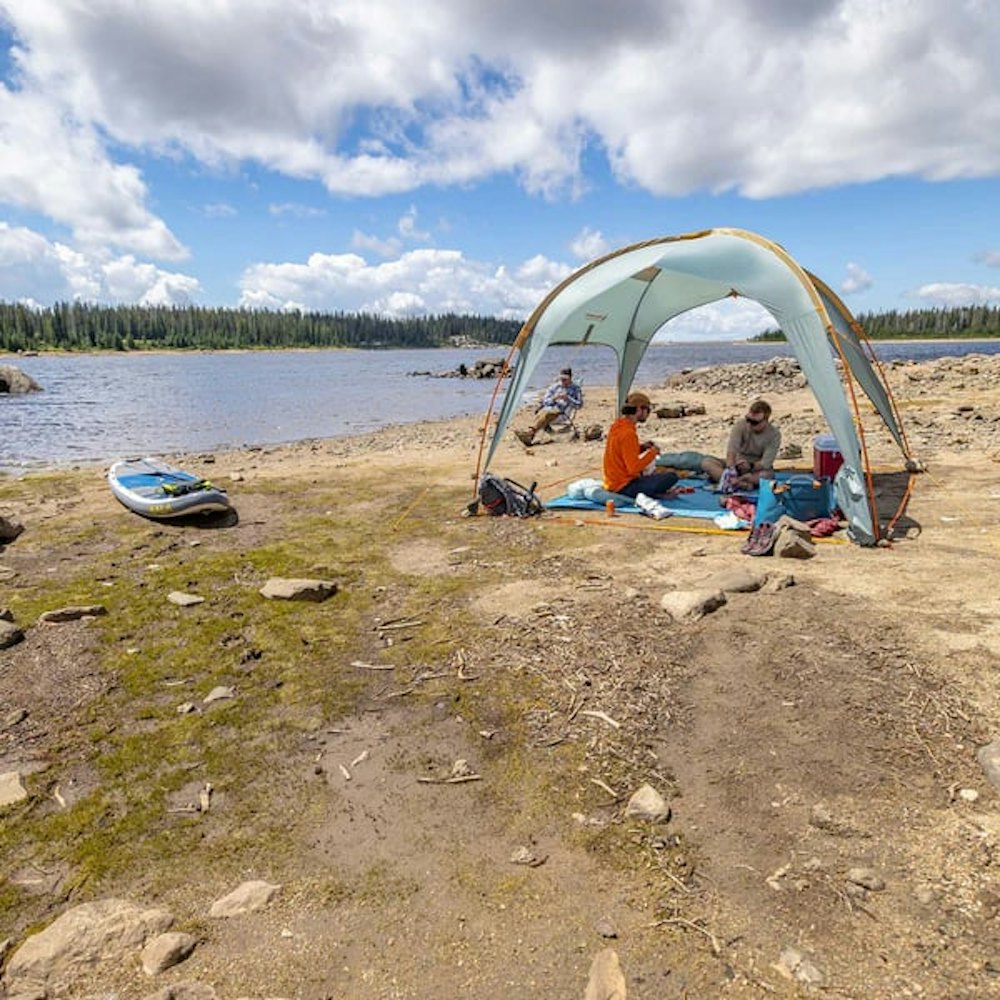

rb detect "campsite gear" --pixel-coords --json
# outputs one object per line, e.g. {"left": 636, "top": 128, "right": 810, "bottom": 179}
{"left": 813, "top": 434, "right": 845, "bottom": 480}
{"left": 108, "top": 457, "right": 231, "bottom": 519}
{"left": 475, "top": 227, "right": 916, "bottom": 546}
{"left": 477, "top": 473, "right": 543, "bottom": 517}
{"left": 773, "top": 475, "right": 834, "bottom": 522}
{"left": 635, "top": 493, "right": 671, "bottom": 520}
{"left": 752, "top": 478, "right": 784, "bottom": 528}
{"left": 741, "top": 522, "right": 776, "bottom": 556}
{"left": 606, "top": 499, "right": 615, "bottom": 517}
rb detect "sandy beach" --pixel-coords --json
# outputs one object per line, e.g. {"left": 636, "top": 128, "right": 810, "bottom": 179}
{"left": 1, "top": 353, "right": 999, "bottom": 998}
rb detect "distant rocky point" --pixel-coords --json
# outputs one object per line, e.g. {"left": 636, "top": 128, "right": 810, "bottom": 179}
{"left": 0, "top": 365, "right": 41, "bottom": 394}
{"left": 408, "top": 358, "right": 508, "bottom": 379}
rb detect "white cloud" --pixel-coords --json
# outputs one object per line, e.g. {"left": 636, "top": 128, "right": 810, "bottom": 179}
{"left": 912, "top": 282, "right": 1000, "bottom": 306}
{"left": 3, "top": 0, "right": 998, "bottom": 205}
{"left": 239, "top": 247, "right": 568, "bottom": 319}
{"left": 203, "top": 202, "right": 237, "bottom": 218}
{"left": 654, "top": 298, "right": 775, "bottom": 342}
{"left": 569, "top": 227, "right": 609, "bottom": 261}
{"left": 0, "top": 223, "right": 201, "bottom": 305}
{"left": 0, "top": 86, "right": 186, "bottom": 259}
{"left": 351, "top": 230, "right": 402, "bottom": 258}
{"left": 269, "top": 202, "right": 326, "bottom": 219}
{"left": 841, "top": 261, "right": 873, "bottom": 294}
{"left": 397, "top": 205, "right": 430, "bottom": 242}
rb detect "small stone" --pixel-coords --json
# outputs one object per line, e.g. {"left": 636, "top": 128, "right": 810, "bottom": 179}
{"left": 0, "top": 620, "right": 24, "bottom": 649}
{"left": 203, "top": 686, "right": 235, "bottom": 704}
{"left": 141, "top": 931, "right": 198, "bottom": 976}
{"left": 209, "top": 880, "right": 281, "bottom": 918}
{"left": 37, "top": 604, "right": 108, "bottom": 623}
{"left": 846, "top": 867, "right": 886, "bottom": 891}
{"left": 624, "top": 783, "right": 671, "bottom": 823}
{"left": 168, "top": 592, "right": 205, "bottom": 607}
{"left": 594, "top": 917, "right": 618, "bottom": 939}
{"left": 0, "top": 771, "right": 28, "bottom": 808}
{"left": 259, "top": 578, "right": 338, "bottom": 602}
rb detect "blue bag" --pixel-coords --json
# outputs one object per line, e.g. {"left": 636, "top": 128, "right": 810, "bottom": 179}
{"left": 774, "top": 475, "right": 833, "bottom": 521}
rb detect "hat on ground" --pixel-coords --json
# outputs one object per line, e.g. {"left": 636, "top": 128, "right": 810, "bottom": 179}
{"left": 625, "top": 391, "right": 653, "bottom": 408}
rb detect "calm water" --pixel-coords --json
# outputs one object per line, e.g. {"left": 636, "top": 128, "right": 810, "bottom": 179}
{"left": 2, "top": 341, "right": 999, "bottom": 473}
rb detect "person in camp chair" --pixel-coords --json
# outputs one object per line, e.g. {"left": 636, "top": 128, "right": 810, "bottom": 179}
{"left": 603, "top": 391, "right": 679, "bottom": 499}
{"left": 514, "top": 367, "right": 583, "bottom": 446}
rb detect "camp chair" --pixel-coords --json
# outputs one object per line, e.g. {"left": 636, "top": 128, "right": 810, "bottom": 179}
{"left": 541, "top": 401, "right": 581, "bottom": 440}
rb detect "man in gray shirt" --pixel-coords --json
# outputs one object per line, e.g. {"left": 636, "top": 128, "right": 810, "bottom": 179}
{"left": 657, "top": 398, "right": 781, "bottom": 490}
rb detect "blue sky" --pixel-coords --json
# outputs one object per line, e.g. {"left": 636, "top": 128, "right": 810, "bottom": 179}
{"left": 1, "top": 0, "right": 999, "bottom": 339}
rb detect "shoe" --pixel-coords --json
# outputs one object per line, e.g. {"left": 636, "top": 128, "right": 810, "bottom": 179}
{"left": 514, "top": 430, "right": 534, "bottom": 446}
{"left": 636, "top": 493, "right": 671, "bottom": 520}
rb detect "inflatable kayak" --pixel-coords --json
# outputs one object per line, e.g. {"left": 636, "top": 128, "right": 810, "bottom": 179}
{"left": 108, "top": 457, "right": 231, "bottom": 519}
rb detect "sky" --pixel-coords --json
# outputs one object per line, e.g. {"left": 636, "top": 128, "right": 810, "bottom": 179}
{"left": 1, "top": 0, "right": 999, "bottom": 340}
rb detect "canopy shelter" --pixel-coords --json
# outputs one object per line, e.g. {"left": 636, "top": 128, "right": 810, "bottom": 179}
{"left": 476, "top": 228, "right": 914, "bottom": 546}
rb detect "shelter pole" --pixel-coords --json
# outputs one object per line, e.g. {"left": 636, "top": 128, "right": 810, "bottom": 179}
{"left": 471, "top": 335, "right": 527, "bottom": 495}
{"left": 851, "top": 321, "right": 914, "bottom": 458}
{"left": 825, "top": 322, "right": 882, "bottom": 542}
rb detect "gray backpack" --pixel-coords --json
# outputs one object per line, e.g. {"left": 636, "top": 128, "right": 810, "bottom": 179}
{"left": 477, "top": 473, "right": 543, "bottom": 517}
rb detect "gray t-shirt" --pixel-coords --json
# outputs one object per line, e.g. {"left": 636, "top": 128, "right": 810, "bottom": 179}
{"left": 727, "top": 418, "right": 781, "bottom": 469}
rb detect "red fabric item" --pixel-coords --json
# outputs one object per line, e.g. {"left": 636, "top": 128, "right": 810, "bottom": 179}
{"left": 723, "top": 495, "right": 756, "bottom": 523}
{"left": 806, "top": 516, "right": 840, "bottom": 537}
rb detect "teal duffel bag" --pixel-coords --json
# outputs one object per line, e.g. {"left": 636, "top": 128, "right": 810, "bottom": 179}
{"left": 773, "top": 475, "right": 834, "bottom": 521}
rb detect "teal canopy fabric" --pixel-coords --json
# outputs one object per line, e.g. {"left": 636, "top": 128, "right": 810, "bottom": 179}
{"left": 484, "top": 228, "right": 910, "bottom": 545}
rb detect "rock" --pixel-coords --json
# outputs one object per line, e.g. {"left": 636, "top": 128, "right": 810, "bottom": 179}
{"left": 584, "top": 948, "right": 627, "bottom": 1000}
{"left": 656, "top": 405, "right": 685, "bottom": 419}
{"left": 846, "top": 867, "right": 886, "bottom": 891}
{"left": 209, "top": 880, "right": 281, "bottom": 918}
{"left": 0, "top": 771, "right": 28, "bottom": 808}
{"left": 203, "top": 686, "right": 235, "bottom": 704}
{"left": 659, "top": 588, "right": 727, "bottom": 620}
{"left": 699, "top": 569, "right": 763, "bottom": 593}
{"left": 623, "top": 783, "right": 671, "bottom": 823}
{"left": 775, "top": 946, "right": 825, "bottom": 986}
{"left": 977, "top": 742, "right": 1000, "bottom": 792}
{"left": 259, "top": 578, "right": 338, "bottom": 602}
{"left": 0, "top": 516, "right": 25, "bottom": 542}
{"left": 762, "top": 572, "right": 796, "bottom": 591}
{"left": 0, "top": 364, "right": 41, "bottom": 394}
{"left": 0, "top": 607, "right": 13, "bottom": 621}
{"left": 167, "top": 592, "right": 205, "bottom": 607}
{"left": 141, "top": 931, "right": 198, "bottom": 976}
{"left": 37, "top": 604, "right": 108, "bottom": 623}
{"left": 143, "top": 983, "right": 218, "bottom": 999}
{"left": 3, "top": 899, "right": 173, "bottom": 996}
{"left": 0, "top": 619, "right": 25, "bottom": 649}
{"left": 773, "top": 518, "right": 816, "bottom": 559}
{"left": 779, "top": 442, "right": 803, "bottom": 460}
{"left": 583, "top": 424, "right": 603, "bottom": 441}
{"left": 594, "top": 917, "right": 618, "bottom": 939}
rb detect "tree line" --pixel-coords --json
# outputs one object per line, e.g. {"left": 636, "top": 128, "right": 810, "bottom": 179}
{"left": 1, "top": 301, "right": 998, "bottom": 353}
{"left": 0, "top": 302, "right": 522, "bottom": 353}
{"left": 754, "top": 304, "right": 1000, "bottom": 341}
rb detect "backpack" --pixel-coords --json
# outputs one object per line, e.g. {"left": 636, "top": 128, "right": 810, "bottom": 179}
{"left": 478, "top": 473, "right": 544, "bottom": 517}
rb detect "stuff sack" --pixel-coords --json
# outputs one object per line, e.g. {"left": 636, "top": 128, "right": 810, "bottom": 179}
{"left": 478, "top": 473, "right": 544, "bottom": 517}
{"left": 774, "top": 475, "right": 834, "bottom": 522}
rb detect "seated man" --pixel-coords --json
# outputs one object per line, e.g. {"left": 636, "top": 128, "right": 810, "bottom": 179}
{"left": 515, "top": 367, "right": 583, "bottom": 445}
{"left": 603, "top": 391, "right": 679, "bottom": 499}
{"left": 658, "top": 398, "right": 780, "bottom": 490}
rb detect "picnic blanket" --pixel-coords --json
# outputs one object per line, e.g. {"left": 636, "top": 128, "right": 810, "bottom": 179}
{"left": 544, "top": 472, "right": 814, "bottom": 526}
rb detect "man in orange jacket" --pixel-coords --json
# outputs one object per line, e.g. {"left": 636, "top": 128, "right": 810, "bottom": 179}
{"left": 603, "top": 391, "right": 679, "bottom": 499}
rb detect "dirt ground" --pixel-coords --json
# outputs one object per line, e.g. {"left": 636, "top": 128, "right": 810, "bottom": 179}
{"left": 1, "top": 354, "right": 1000, "bottom": 999}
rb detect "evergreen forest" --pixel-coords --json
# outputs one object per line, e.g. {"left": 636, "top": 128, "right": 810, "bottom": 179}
{"left": 754, "top": 305, "right": 1000, "bottom": 342}
{"left": 0, "top": 302, "right": 521, "bottom": 353}
{"left": 0, "top": 301, "right": 998, "bottom": 353}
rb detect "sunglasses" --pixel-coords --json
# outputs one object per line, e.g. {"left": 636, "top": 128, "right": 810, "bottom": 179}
{"left": 746, "top": 415, "right": 765, "bottom": 426}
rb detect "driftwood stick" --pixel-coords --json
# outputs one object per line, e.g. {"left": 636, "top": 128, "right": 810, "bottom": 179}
{"left": 579, "top": 709, "right": 621, "bottom": 729}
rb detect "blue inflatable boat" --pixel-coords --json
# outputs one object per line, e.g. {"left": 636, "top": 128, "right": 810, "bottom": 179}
{"left": 108, "top": 457, "right": 232, "bottom": 519}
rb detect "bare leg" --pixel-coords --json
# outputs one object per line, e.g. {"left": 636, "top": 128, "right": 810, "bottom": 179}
{"left": 701, "top": 456, "right": 725, "bottom": 482}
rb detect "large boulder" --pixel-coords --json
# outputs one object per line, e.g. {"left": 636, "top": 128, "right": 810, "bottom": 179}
{"left": 0, "top": 365, "right": 41, "bottom": 394}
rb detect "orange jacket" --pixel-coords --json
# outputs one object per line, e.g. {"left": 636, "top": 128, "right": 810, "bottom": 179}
{"left": 603, "top": 416, "right": 659, "bottom": 492}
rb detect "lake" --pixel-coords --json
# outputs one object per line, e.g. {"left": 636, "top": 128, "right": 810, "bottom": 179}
{"left": 2, "top": 341, "right": 999, "bottom": 473}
